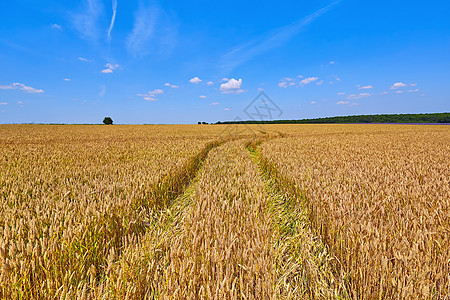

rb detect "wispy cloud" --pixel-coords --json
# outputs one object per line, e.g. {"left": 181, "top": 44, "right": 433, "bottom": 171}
{"left": 299, "top": 77, "right": 319, "bottom": 86}
{"left": 199, "top": 95, "right": 207, "bottom": 98}
{"left": 219, "top": 1, "right": 341, "bottom": 72}
{"left": 220, "top": 78, "right": 245, "bottom": 94}
{"left": 99, "top": 85, "right": 106, "bottom": 97}
{"left": 207, "top": 81, "right": 214, "bottom": 86}
{"left": 279, "top": 76, "right": 319, "bottom": 87}
{"left": 107, "top": 0, "right": 118, "bottom": 43}
{"left": 210, "top": 102, "right": 219, "bottom": 105}
{"left": 63, "top": 78, "right": 71, "bottom": 82}
{"left": 78, "top": 57, "right": 92, "bottom": 62}
{"left": 346, "top": 93, "right": 371, "bottom": 100}
{"left": 127, "top": 4, "right": 158, "bottom": 57}
{"left": 51, "top": 24, "right": 63, "bottom": 31}
{"left": 138, "top": 89, "right": 164, "bottom": 101}
{"left": 101, "top": 63, "right": 119, "bottom": 73}
{"left": 358, "top": 85, "right": 373, "bottom": 89}
{"left": 164, "top": 83, "right": 179, "bottom": 88}
{"left": 0, "top": 102, "right": 7, "bottom": 105}
{"left": 73, "top": 0, "right": 103, "bottom": 42}
{"left": 0, "top": 83, "right": 44, "bottom": 93}
{"left": 336, "top": 101, "right": 350, "bottom": 105}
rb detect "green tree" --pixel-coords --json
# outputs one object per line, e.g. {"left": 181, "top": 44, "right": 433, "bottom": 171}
{"left": 103, "top": 117, "right": 113, "bottom": 125}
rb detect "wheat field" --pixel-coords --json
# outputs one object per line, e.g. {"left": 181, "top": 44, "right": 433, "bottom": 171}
{"left": 0, "top": 124, "right": 448, "bottom": 299}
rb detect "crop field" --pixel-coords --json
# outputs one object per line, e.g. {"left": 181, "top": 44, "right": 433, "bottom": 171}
{"left": 0, "top": 124, "right": 449, "bottom": 299}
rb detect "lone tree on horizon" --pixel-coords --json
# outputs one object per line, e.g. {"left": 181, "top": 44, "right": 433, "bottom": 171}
{"left": 103, "top": 117, "right": 113, "bottom": 125}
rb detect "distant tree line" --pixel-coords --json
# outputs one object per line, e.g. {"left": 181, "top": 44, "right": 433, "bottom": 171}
{"left": 216, "top": 113, "right": 450, "bottom": 125}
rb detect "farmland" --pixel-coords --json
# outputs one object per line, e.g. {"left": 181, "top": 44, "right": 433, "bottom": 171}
{"left": 0, "top": 124, "right": 449, "bottom": 299}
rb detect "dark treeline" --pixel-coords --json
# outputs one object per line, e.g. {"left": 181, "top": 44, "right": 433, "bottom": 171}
{"left": 216, "top": 113, "right": 450, "bottom": 125}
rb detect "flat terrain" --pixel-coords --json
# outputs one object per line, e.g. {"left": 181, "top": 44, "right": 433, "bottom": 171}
{"left": 0, "top": 124, "right": 449, "bottom": 299}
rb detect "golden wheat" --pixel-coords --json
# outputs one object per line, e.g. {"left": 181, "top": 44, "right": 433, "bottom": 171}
{"left": 0, "top": 124, "right": 218, "bottom": 298}
{"left": 1, "top": 124, "right": 448, "bottom": 299}
{"left": 260, "top": 124, "right": 450, "bottom": 299}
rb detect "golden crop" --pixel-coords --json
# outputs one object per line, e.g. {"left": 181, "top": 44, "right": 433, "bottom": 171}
{"left": 260, "top": 124, "right": 450, "bottom": 298}
{"left": 0, "top": 125, "right": 217, "bottom": 298}
{"left": 0, "top": 124, "right": 448, "bottom": 299}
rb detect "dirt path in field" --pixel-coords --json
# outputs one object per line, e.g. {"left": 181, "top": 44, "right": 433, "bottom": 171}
{"left": 247, "top": 138, "right": 348, "bottom": 298}
{"left": 104, "top": 134, "right": 344, "bottom": 298}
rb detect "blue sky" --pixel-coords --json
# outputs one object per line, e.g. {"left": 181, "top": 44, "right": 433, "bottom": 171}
{"left": 0, "top": 0, "right": 449, "bottom": 124}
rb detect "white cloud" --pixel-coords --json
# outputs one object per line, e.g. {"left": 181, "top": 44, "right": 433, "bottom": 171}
{"left": 310, "top": 101, "right": 316, "bottom": 104}
{"left": 210, "top": 102, "right": 219, "bottom": 105}
{"left": 51, "top": 24, "right": 63, "bottom": 31}
{"left": 0, "top": 83, "right": 44, "bottom": 93}
{"left": 199, "top": 95, "right": 207, "bottom": 98}
{"left": 189, "top": 77, "right": 202, "bottom": 84}
{"left": 346, "top": 93, "right": 371, "bottom": 100}
{"left": 220, "top": 78, "right": 244, "bottom": 94}
{"left": 299, "top": 77, "right": 319, "bottom": 86}
{"left": 0, "top": 102, "right": 7, "bottom": 105}
{"left": 390, "top": 82, "right": 407, "bottom": 89}
{"left": 358, "top": 85, "right": 373, "bottom": 89}
{"left": 17, "top": 101, "right": 23, "bottom": 104}
{"left": 337, "top": 92, "right": 345, "bottom": 95}
{"left": 408, "top": 89, "right": 420, "bottom": 93}
{"left": 279, "top": 76, "right": 320, "bottom": 88}
{"left": 101, "top": 63, "right": 119, "bottom": 74}
{"left": 410, "top": 83, "right": 417, "bottom": 86}
{"left": 278, "top": 81, "right": 288, "bottom": 88}
{"left": 395, "top": 90, "right": 404, "bottom": 94}
{"left": 164, "top": 83, "right": 179, "bottom": 88}
{"left": 78, "top": 57, "right": 91, "bottom": 62}
{"left": 137, "top": 89, "right": 164, "bottom": 101}
{"left": 63, "top": 78, "right": 71, "bottom": 82}
{"left": 106, "top": 63, "right": 119, "bottom": 70}
{"left": 207, "top": 81, "right": 214, "bottom": 86}
{"left": 224, "top": 108, "right": 230, "bottom": 111}
{"left": 329, "top": 61, "right": 335, "bottom": 64}
{"left": 336, "top": 101, "right": 350, "bottom": 105}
